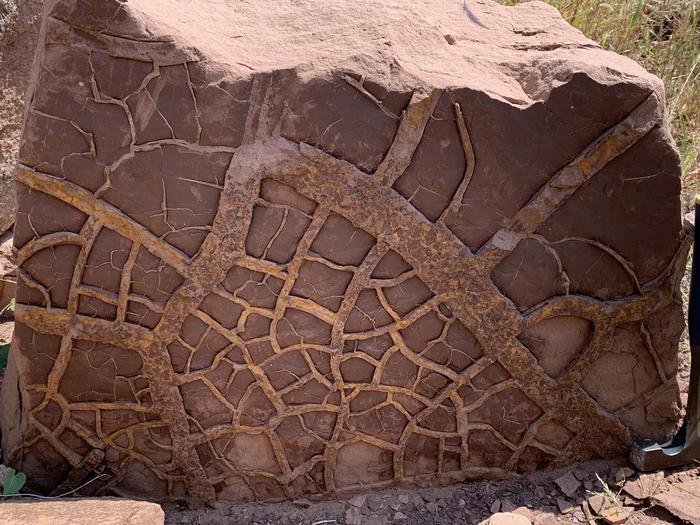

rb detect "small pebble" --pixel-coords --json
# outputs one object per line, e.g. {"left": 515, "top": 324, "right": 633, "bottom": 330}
{"left": 349, "top": 494, "right": 367, "bottom": 508}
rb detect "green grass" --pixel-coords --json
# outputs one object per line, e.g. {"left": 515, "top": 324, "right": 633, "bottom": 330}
{"left": 500, "top": 0, "right": 700, "bottom": 192}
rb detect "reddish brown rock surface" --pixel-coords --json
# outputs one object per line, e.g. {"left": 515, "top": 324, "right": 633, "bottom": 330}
{"left": 1, "top": 0, "right": 689, "bottom": 506}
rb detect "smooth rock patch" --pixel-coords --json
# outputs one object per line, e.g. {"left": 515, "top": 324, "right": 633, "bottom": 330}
{"left": 0, "top": 498, "right": 164, "bottom": 525}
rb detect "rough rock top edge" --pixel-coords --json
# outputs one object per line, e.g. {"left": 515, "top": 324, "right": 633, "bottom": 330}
{"left": 45, "top": 0, "right": 664, "bottom": 107}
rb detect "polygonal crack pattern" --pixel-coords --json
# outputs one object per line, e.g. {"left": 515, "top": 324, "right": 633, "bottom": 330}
{"left": 9, "top": 2, "right": 688, "bottom": 505}
{"left": 174, "top": 180, "right": 559, "bottom": 497}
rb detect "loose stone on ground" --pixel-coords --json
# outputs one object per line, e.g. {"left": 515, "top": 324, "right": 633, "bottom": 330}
{"left": 555, "top": 472, "right": 581, "bottom": 498}
{"left": 650, "top": 478, "right": 700, "bottom": 525}
{"left": 0, "top": 498, "right": 164, "bottom": 525}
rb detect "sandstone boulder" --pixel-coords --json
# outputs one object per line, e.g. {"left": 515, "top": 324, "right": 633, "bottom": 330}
{"left": 2, "top": 0, "right": 688, "bottom": 506}
{"left": 0, "top": 498, "right": 164, "bottom": 525}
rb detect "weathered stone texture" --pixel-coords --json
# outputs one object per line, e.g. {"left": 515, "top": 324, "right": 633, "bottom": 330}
{"left": 0, "top": 498, "right": 164, "bottom": 525}
{"left": 2, "top": 0, "right": 689, "bottom": 506}
{"left": 0, "top": 0, "right": 43, "bottom": 234}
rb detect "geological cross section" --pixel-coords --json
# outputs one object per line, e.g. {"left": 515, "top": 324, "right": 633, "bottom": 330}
{"left": 1, "top": 0, "right": 690, "bottom": 506}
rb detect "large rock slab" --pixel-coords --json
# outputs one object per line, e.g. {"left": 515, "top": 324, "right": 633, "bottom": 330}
{"left": 1, "top": 0, "right": 689, "bottom": 506}
{"left": 651, "top": 479, "right": 700, "bottom": 525}
{"left": 0, "top": 498, "right": 164, "bottom": 525}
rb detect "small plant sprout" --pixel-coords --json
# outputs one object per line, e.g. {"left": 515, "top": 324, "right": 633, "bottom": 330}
{"left": 2, "top": 468, "right": 26, "bottom": 496}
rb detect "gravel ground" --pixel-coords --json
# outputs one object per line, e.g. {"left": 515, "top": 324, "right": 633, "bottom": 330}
{"left": 164, "top": 459, "right": 700, "bottom": 525}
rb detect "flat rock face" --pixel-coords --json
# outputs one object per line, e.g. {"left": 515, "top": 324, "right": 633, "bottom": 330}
{"left": 0, "top": 498, "right": 164, "bottom": 525}
{"left": 2, "top": 0, "right": 688, "bottom": 506}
